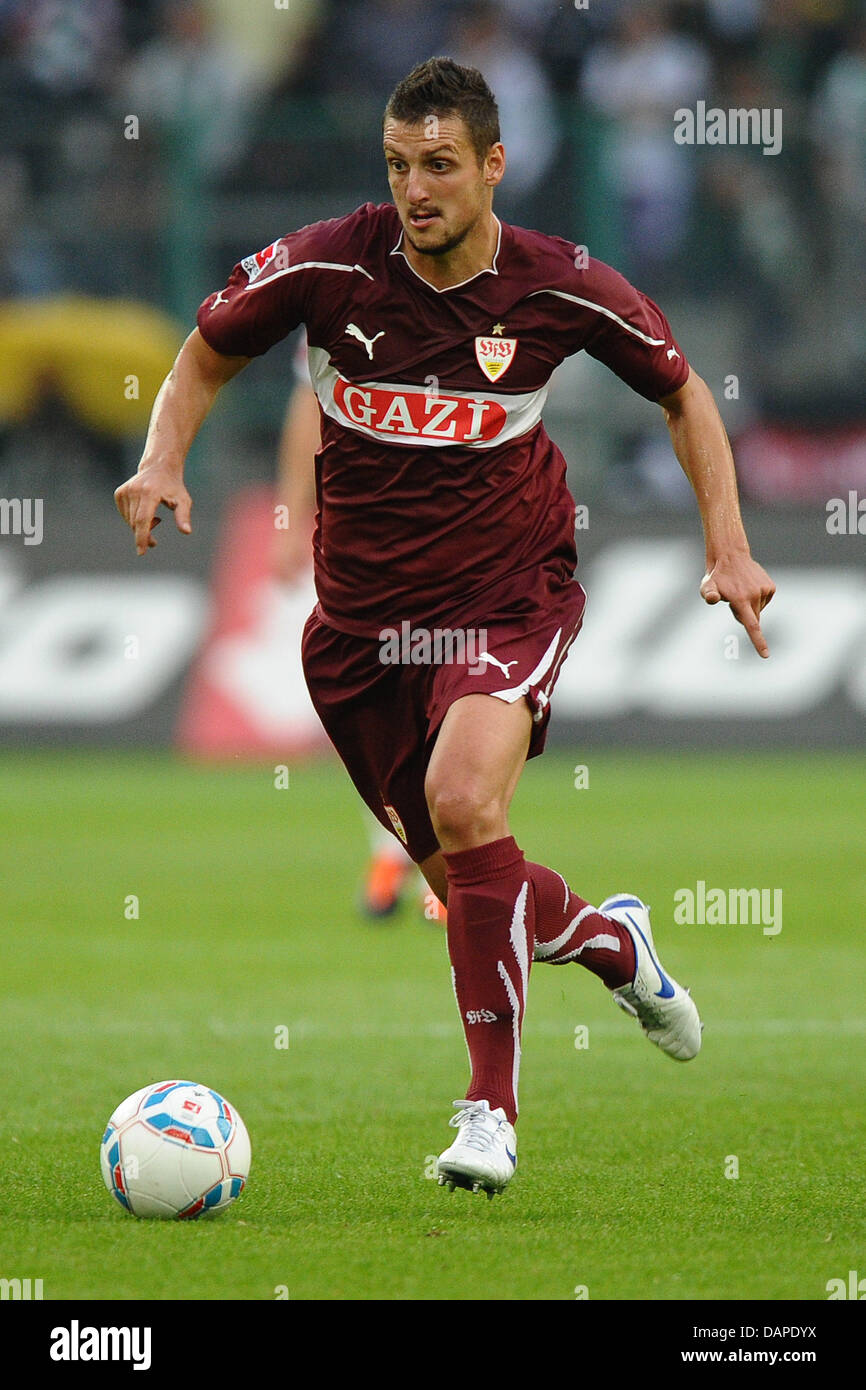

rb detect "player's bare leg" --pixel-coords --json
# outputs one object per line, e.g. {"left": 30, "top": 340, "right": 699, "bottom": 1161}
{"left": 425, "top": 692, "right": 532, "bottom": 854}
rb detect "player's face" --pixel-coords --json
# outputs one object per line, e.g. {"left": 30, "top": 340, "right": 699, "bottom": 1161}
{"left": 383, "top": 116, "right": 503, "bottom": 258}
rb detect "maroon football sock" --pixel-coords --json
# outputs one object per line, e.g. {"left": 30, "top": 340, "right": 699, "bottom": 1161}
{"left": 526, "top": 861, "right": 635, "bottom": 988}
{"left": 442, "top": 837, "right": 533, "bottom": 1125}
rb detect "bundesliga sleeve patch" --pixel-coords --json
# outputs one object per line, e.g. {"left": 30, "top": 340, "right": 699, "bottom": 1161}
{"left": 240, "top": 241, "right": 285, "bottom": 283}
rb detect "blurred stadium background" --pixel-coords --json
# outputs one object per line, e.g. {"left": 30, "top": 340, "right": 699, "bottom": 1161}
{"left": 1, "top": 0, "right": 865, "bottom": 1307}
{"left": 1, "top": 0, "right": 865, "bottom": 748}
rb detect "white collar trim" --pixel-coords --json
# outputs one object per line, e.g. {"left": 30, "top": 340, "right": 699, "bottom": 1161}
{"left": 389, "top": 215, "right": 502, "bottom": 293}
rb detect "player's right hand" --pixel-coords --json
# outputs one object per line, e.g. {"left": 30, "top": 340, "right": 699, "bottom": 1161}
{"left": 700, "top": 551, "right": 775, "bottom": 659}
{"left": 114, "top": 468, "right": 193, "bottom": 556}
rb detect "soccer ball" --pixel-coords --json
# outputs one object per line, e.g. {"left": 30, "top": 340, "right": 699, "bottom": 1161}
{"left": 100, "top": 1080, "right": 251, "bottom": 1219}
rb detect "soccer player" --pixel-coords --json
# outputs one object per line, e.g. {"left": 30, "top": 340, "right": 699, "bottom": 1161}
{"left": 115, "top": 58, "right": 775, "bottom": 1198}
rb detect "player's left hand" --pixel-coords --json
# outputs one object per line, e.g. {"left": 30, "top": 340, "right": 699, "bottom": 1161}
{"left": 700, "top": 552, "right": 776, "bottom": 658}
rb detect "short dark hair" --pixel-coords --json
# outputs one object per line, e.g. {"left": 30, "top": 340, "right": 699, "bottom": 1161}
{"left": 384, "top": 57, "right": 500, "bottom": 163}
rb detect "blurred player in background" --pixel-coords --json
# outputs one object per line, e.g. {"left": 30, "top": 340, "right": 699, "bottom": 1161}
{"left": 116, "top": 58, "right": 775, "bottom": 1200}
{"left": 273, "top": 332, "right": 445, "bottom": 925}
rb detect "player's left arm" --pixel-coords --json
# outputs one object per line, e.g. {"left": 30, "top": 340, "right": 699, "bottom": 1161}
{"left": 658, "top": 367, "right": 776, "bottom": 658}
{"left": 272, "top": 379, "right": 320, "bottom": 583}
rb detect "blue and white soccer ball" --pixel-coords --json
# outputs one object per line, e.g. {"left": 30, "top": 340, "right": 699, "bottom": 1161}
{"left": 100, "top": 1080, "right": 251, "bottom": 1219}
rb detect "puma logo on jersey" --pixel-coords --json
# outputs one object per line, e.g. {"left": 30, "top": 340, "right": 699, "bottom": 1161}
{"left": 477, "top": 651, "right": 518, "bottom": 679}
{"left": 210, "top": 290, "right": 229, "bottom": 309}
{"left": 346, "top": 323, "right": 385, "bottom": 359}
{"left": 666, "top": 346, "right": 680, "bottom": 360}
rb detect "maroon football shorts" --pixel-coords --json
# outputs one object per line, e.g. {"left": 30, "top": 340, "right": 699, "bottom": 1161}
{"left": 301, "top": 579, "right": 587, "bottom": 865}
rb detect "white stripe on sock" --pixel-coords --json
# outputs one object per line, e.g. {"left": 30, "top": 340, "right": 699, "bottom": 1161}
{"left": 533, "top": 902, "right": 596, "bottom": 960}
{"left": 510, "top": 881, "right": 530, "bottom": 991}
{"left": 497, "top": 959, "right": 521, "bottom": 1119}
{"left": 551, "top": 932, "right": 622, "bottom": 965}
{"left": 451, "top": 965, "right": 472, "bottom": 1068}
{"left": 553, "top": 870, "right": 570, "bottom": 915}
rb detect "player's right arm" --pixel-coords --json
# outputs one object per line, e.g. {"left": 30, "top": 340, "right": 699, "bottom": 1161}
{"left": 114, "top": 328, "right": 250, "bottom": 555}
{"left": 117, "top": 207, "right": 378, "bottom": 556}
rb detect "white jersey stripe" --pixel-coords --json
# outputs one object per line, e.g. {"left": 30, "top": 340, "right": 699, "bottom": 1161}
{"left": 238, "top": 260, "right": 374, "bottom": 296}
{"left": 307, "top": 346, "right": 549, "bottom": 451}
{"left": 527, "top": 289, "right": 667, "bottom": 347}
{"left": 542, "top": 608, "right": 583, "bottom": 698}
{"left": 390, "top": 216, "right": 502, "bottom": 293}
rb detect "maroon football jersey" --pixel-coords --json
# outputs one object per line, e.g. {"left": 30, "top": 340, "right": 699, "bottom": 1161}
{"left": 197, "top": 203, "right": 688, "bottom": 637}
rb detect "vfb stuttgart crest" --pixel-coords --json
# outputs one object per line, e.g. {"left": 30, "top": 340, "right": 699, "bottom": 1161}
{"left": 383, "top": 804, "right": 408, "bottom": 844}
{"left": 474, "top": 335, "right": 517, "bottom": 383}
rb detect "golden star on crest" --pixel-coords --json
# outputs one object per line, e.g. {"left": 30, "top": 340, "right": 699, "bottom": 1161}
{"left": 491, "top": 322, "right": 506, "bottom": 335}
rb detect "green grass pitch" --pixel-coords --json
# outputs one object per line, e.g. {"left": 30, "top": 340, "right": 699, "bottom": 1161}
{"left": 1, "top": 747, "right": 863, "bottom": 1302}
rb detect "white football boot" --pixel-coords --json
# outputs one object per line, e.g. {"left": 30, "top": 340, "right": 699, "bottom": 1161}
{"left": 436, "top": 1099, "right": 517, "bottom": 1199}
{"left": 600, "top": 893, "right": 702, "bottom": 1061}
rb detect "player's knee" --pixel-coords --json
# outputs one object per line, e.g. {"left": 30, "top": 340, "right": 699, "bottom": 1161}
{"left": 426, "top": 780, "right": 504, "bottom": 849}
